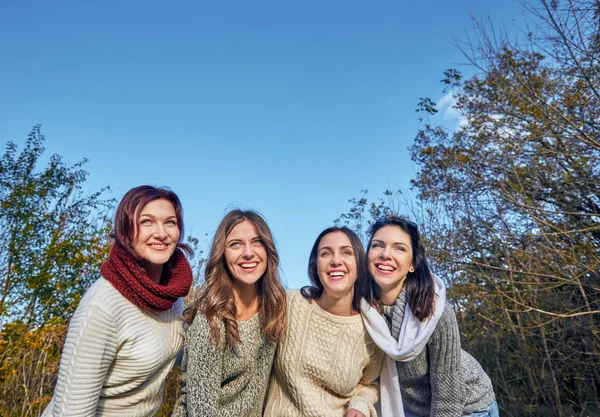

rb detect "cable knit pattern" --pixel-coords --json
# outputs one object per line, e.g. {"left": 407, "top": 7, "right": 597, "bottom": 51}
{"left": 264, "top": 290, "right": 384, "bottom": 417}
{"left": 171, "top": 312, "right": 276, "bottom": 417}
{"left": 42, "top": 277, "right": 185, "bottom": 417}
{"left": 384, "top": 289, "right": 495, "bottom": 417}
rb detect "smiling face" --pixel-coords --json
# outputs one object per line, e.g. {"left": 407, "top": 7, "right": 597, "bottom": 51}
{"left": 316, "top": 231, "right": 358, "bottom": 300}
{"left": 133, "top": 198, "right": 181, "bottom": 281}
{"left": 368, "top": 225, "right": 414, "bottom": 303}
{"left": 224, "top": 219, "right": 267, "bottom": 287}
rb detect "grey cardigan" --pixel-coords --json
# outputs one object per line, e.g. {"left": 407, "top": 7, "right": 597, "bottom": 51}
{"left": 384, "top": 290, "right": 495, "bottom": 416}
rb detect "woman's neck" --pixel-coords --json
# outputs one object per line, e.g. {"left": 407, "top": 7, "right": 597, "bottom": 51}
{"left": 381, "top": 280, "right": 405, "bottom": 306}
{"left": 316, "top": 289, "right": 357, "bottom": 316}
{"left": 145, "top": 264, "right": 163, "bottom": 284}
{"left": 232, "top": 281, "right": 260, "bottom": 321}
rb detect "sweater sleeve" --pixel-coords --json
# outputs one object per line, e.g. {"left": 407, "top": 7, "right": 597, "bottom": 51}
{"left": 348, "top": 344, "right": 383, "bottom": 417}
{"left": 47, "top": 302, "right": 117, "bottom": 417}
{"left": 428, "top": 303, "right": 465, "bottom": 417}
{"left": 172, "top": 313, "right": 222, "bottom": 417}
{"left": 171, "top": 347, "right": 189, "bottom": 417}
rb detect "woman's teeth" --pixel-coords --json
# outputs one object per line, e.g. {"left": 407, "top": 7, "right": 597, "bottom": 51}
{"left": 377, "top": 264, "right": 394, "bottom": 271}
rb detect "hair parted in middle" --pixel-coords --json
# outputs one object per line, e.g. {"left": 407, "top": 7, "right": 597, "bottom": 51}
{"left": 367, "top": 215, "right": 435, "bottom": 321}
{"left": 186, "top": 209, "right": 286, "bottom": 346}
{"left": 301, "top": 226, "right": 376, "bottom": 313}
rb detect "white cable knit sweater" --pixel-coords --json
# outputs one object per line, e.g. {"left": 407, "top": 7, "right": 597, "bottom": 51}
{"left": 264, "top": 290, "right": 384, "bottom": 417}
{"left": 42, "top": 277, "right": 185, "bottom": 417}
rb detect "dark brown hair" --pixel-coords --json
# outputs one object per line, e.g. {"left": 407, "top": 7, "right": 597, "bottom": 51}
{"left": 186, "top": 209, "right": 286, "bottom": 346}
{"left": 112, "top": 185, "right": 192, "bottom": 282}
{"left": 301, "top": 226, "right": 375, "bottom": 313}
{"left": 367, "top": 215, "right": 435, "bottom": 321}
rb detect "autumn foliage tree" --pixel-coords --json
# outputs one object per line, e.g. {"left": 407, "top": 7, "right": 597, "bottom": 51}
{"left": 339, "top": 1, "right": 599, "bottom": 415}
{"left": 0, "top": 126, "right": 206, "bottom": 416}
{"left": 410, "top": 2, "right": 599, "bottom": 415}
{"left": 0, "top": 126, "right": 114, "bottom": 416}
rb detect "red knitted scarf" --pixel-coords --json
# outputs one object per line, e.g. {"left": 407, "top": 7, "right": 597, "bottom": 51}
{"left": 100, "top": 243, "right": 193, "bottom": 311}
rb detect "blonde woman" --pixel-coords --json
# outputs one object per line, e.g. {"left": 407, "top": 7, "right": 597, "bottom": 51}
{"left": 172, "top": 209, "right": 286, "bottom": 416}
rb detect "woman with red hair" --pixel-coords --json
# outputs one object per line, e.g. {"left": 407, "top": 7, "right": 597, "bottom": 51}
{"left": 43, "top": 185, "right": 193, "bottom": 417}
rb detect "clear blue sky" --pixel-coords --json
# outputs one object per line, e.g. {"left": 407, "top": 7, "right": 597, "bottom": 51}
{"left": 1, "top": 0, "right": 526, "bottom": 288}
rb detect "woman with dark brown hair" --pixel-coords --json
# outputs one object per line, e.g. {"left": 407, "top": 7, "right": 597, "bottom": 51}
{"left": 264, "top": 226, "right": 383, "bottom": 417}
{"left": 172, "top": 209, "right": 286, "bottom": 417}
{"left": 361, "top": 215, "right": 497, "bottom": 417}
{"left": 43, "top": 185, "right": 194, "bottom": 417}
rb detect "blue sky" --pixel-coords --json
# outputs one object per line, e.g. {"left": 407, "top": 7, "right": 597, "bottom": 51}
{"left": 1, "top": 0, "right": 526, "bottom": 288}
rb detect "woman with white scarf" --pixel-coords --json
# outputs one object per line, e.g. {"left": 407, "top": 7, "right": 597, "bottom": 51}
{"left": 360, "top": 216, "right": 498, "bottom": 417}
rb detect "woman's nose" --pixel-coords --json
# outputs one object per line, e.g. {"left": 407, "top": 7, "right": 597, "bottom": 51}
{"left": 242, "top": 244, "right": 254, "bottom": 259}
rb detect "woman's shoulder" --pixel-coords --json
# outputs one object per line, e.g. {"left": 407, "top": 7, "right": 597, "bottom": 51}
{"left": 429, "top": 301, "right": 460, "bottom": 345}
{"left": 438, "top": 302, "right": 458, "bottom": 327}
{"left": 285, "top": 288, "right": 301, "bottom": 297}
{"left": 284, "top": 289, "right": 316, "bottom": 324}
{"left": 284, "top": 288, "right": 307, "bottom": 309}
{"left": 77, "top": 277, "right": 123, "bottom": 312}
{"left": 80, "top": 277, "right": 174, "bottom": 321}
{"left": 61, "top": 278, "right": 124, "bottom": 342}
{"left": 188, "top": 310, "right": 212, "bottom": 334}
{"left": 285, "top": 288, "right": 301, "bottom": 300}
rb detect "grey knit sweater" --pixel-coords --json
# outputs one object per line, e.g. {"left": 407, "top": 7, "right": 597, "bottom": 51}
{"left": 384, "top": 289, "right": 495, "bottom": 417}
{"left": 171, "top": 312, "right": 276, "bottom": 417}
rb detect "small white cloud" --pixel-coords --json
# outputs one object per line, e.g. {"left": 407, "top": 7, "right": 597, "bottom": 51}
{"left": 437, "top": 93, "right": 455, "bottom": 108}
{"left": 437, "top": 93, "right": 468, "bottom": 129}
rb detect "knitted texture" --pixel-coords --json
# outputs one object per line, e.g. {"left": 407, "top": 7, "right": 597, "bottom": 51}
{"left": 383, "top": 289, "right": 496, "bottom": 417}
{"left": 263, "top": 290, "right": 384, "bottom": 417}
{"left": 42, "top": 277, "right": 185, "bottom": 417}
{"left": 100, "top": 243, "right": 193, "bottom": 311}
{"left": 171, "top": 312, "right": 276, "bottom": 417}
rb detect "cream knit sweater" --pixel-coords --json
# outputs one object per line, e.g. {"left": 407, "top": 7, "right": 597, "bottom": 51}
{"left": 264, "top": 290, "right": 384, "bottom": 417}
{"left": 42, "top": 277, "right": 185, "bottom": 417}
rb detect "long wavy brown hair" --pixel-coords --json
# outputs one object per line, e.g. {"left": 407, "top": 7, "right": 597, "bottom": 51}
{"left": 185, "top": 209, "right": 286, "bottom": 346}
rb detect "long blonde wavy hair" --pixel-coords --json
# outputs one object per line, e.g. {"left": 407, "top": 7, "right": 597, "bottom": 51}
{"left": 185, "top": 209, "right": 287, "bottom": 346}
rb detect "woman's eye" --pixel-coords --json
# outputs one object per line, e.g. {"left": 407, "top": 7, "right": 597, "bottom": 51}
{"left": 229, "top": 242, "right": 241, "bottom": 248}
{"left": 342, "top": 250, "right": 353, "bottom": 256}
{"left": 320, "top": 251, "right": 332, "bottom": 257}
{"left": 140, "top": 219, "right": 152, "bottom": 225}
{"left": 167, "top": 220, "right": 178, "bottom": 225}
{"left": 370, "top": 243, "right": 381, "bottom": 249}
{"left": 253, "top": 239, "right": 264, "bottom": 246}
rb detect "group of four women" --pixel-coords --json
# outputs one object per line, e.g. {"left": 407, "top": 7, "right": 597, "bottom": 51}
{"left": 42, "top": 185, "right": 499, "bottom": 417}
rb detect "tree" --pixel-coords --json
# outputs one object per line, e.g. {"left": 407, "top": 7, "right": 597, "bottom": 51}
{"left": 334, "top": 189, "right": 396, "bottom": 243}
{"left": 409, "top": 1, "right": 600, "bottom": 415}
{"left": 338, "top": 1, "right": 600, "bottom": 415}
{"left": 0, "top": 125, "right": 114, "bottom": 415}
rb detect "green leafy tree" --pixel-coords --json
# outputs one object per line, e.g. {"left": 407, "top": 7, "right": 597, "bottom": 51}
{"left": 0, "top": 126, "right": 114, "bottom": 326}
{"left": 0, "top": 125, "right": 114, "bottom": 415}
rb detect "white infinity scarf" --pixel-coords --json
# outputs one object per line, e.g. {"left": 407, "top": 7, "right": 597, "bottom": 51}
{"left": 360, "top": 274, "right": 447, "bottom": 417}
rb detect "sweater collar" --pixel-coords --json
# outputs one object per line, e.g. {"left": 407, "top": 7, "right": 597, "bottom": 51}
{"left": 385, "top": 289, "right": 408, "bottom": 340}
